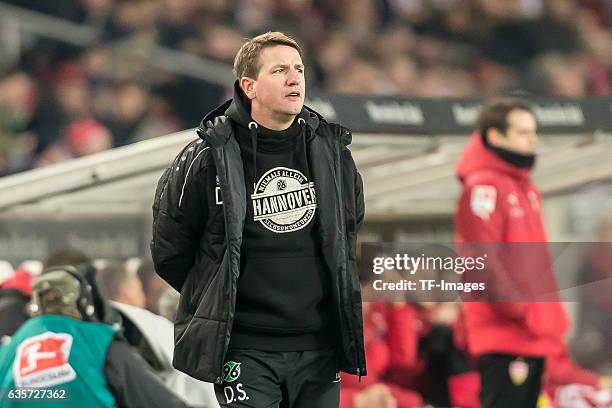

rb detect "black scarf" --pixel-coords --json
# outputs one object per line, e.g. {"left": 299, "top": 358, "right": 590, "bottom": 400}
{"left": 482, "top": 134, "right": 536, "bottom": 169}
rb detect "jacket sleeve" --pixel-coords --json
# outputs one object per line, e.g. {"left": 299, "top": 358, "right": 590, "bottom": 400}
{"left": 151, "top": 139, "right": 210, "bottom": 292}
{"left": 104, "top": 338, "right": 191, "bottom": 408}
{"left": 455, "top": 182, "right": 527, "bottom": 319}
{"left": 342, "top": 145, "right": 365, "bottom": 233}
{"left": 354, "top": 165, "right": 365, "bottom": 233}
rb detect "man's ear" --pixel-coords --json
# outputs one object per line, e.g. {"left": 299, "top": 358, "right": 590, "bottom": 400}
{"left": 240, "top": 77, "right": 256, "bottom": 100}
{"left": 486, "top": 127, "right": 505, "bottom": 146}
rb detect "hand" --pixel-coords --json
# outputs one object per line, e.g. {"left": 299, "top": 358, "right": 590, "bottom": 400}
{"left": 353, "top": 384, "right": 397, "bottom": 408}
{"left": 600, "top": 375, "right": 612, "bottom": 389}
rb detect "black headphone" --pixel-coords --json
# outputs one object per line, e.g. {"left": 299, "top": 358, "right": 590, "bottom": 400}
{"left": 40, "top": 265, "right": 97, "bottom": 321}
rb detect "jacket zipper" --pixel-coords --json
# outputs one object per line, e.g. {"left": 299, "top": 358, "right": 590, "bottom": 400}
{"left": 335, "top": 128, "right": 365, "bottom": 379}
{"left": 216, "top": 145, "right": 235, "bottom": 385}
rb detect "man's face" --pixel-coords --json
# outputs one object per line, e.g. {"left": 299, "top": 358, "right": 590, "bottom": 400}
{"left": 491, "top": 109, "right": 538, "bottom": 155}
{"left": 244, "top": 45, "right": 305, "bottom": 121}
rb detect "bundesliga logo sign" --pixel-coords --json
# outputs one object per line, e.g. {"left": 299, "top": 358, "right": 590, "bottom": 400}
{"left": 14, "top": 332, "right": 76, "bottom": 387}
{"left": 251, "top": 167, "right": 317, "bottom": 234}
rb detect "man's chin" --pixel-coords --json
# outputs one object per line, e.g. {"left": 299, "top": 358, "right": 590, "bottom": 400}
{"left": 282, "top": 107, "right": 303, "bottom": 116}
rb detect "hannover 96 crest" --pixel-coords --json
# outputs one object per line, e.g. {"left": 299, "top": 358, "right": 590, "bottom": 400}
{"left": 251, "top": 167, "right": 317, "bottom": 234}
{"left": 223, "top": 361, "right": 241, "bottom": 383}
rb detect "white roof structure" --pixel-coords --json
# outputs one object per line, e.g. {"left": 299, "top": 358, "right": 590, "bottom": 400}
{"left": 1, "top": 129, "right": 612, "bottom": 221}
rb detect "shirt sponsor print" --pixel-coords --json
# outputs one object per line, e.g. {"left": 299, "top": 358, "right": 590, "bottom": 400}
{"left": 251, "top": 167, "right": 317, "bottom": 234}
{"left": 13, "top": 332, "right": 76, "bottom": 387}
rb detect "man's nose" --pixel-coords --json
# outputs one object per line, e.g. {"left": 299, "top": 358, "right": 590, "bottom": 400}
{"left": 286, "top": 69, "right": 301, "bottom": 86}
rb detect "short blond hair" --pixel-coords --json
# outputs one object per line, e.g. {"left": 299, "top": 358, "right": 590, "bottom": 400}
{"left": 233, "top": 31, "right": 303, "bottom": 79}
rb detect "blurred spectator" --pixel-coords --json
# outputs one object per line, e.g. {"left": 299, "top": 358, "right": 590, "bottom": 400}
{"left": 103, "top": 80, "right": 176, "bottom": 146}
{"left": 0, "top": 260, "right": 43, "bottom": 337}
{"left": 136, "top": 259, "right": 170, "bottom": 315}
{"left": 0, "top": 71, "right": 39, "bottom": 175}
{"left": 104, "top": 80, "right": 150, "bottom": 146}
{"left": 43, "top": 246, "right": 92, "bottom": 269}
{"left": 156, "top": 0, "right": 198, "bottom": 49}
{"left": 340, "top": 300, "right": 424, "bottom": 408}
{"left": 199, "top": 24, "right": 246, "bottom": 63}
{"left": 65, "top": 118, "right": 113, "bottom": 157}
{"left": 0, "top": 266, "right": 32, "bottom": 337}
{"left": 98, "top": 260, "right": 146, "bottom": 308}
{"left": 80, "top": 0, "right": 115, "bottom": 27}
{"left": 101, "top": 0, "right": 159, "bottom": 42}
{"left": 530, "top": 53, "right": 589, "bottom": 97}
{"left": 55, "top": 62, "right": 93, "bottom": 121}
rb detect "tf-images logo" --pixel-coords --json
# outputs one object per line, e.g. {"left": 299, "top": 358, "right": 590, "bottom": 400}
{"left": 252, "top": 167, "right": 317, "bottom": 233}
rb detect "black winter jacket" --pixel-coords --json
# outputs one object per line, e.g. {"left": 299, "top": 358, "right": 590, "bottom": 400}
{"left": 151, "top": 100, "right": 366, "bottom": 383}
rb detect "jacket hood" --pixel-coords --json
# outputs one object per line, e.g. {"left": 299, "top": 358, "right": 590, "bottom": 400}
{"left": 226, "top": 80, "right": 320, "bottom": 131}
{"left": 456, "top": 132, "right": 530, "bottom": 184}
{"left": 197, "top": 81, "right": 325, "bottom": 147}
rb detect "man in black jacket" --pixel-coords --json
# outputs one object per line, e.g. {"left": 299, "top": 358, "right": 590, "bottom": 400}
{"left": 151, "top": 31, "right": 366, "bottom": 407}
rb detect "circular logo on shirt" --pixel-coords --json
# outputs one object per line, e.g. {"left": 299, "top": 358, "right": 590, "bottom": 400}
{"left": 223, "top": 361, "right": 241, "bottom": 383}
{"left": 251, "top": 167, "right": 317, "bottom": 234}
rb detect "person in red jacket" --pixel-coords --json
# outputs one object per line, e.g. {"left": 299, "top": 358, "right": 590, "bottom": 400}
{"left": 454, "top": 98, "right": 608, "bottom": 408}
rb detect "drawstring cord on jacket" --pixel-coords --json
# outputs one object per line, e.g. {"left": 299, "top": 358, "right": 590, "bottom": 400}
{"left": 248, "top": 121, "right": 258, "bottom": 189}
{"left": 297, "top": 117, "right": 313, "bottom": 183}
{"left": 248, "top": 117, "right": 311, "bottom": 188}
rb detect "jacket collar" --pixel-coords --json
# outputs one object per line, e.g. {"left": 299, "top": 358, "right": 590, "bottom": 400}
{"left": 456, "top": 132, "right": 530, "bottom": 183}
{"left": 197, "top": 82, "right": 325, "bottom": 148}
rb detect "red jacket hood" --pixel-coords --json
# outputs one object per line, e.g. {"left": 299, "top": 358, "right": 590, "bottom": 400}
{"left": 456, "top": 132, "right": 530, "bottom": 184}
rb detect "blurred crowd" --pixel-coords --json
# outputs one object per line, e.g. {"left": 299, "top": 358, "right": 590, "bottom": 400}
{"left": 0, "top": 0, "right": 611, "bottom": 176}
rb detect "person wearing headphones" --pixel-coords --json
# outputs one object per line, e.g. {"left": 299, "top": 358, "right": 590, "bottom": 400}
{"left": 0, "top": 266, "right": 190, "bottom": 408}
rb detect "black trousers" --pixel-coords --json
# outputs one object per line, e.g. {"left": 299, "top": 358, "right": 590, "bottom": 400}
{"left": 214, "top": 348, "right": 340, "bottom": 408}
{"left": 478, "top": 353, "right": 545, "bottom": 408}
